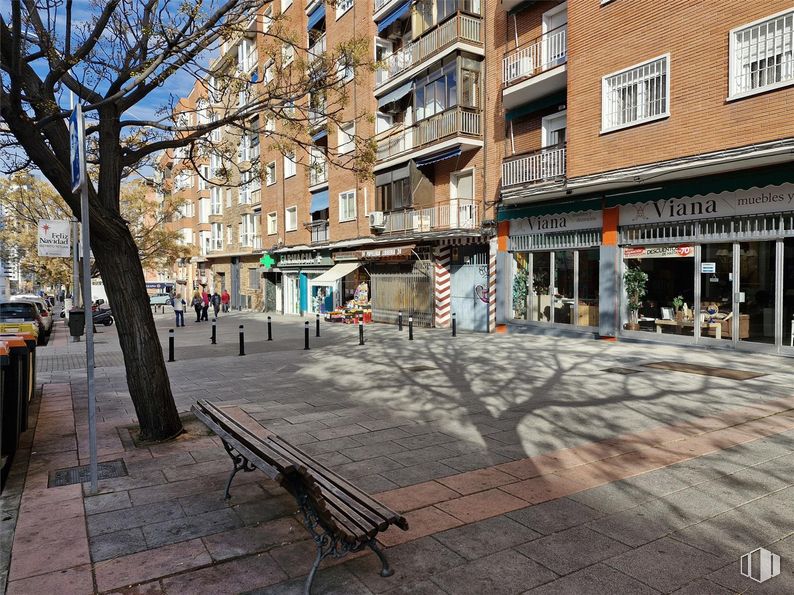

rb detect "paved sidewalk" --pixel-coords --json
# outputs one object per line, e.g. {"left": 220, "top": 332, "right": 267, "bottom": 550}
{"left": 3, "top": 315, "right": 794, "bottom": 593}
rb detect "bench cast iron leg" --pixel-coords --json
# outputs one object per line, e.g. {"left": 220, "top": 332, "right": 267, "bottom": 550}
{"left": 368, "top": 539, "right": 394, "bottom": 577}
{"left": 220, "top": 441, "right": 255, "bottom": 499}
{"left": 303, "top": 547, "right": 325, "bottom": 595}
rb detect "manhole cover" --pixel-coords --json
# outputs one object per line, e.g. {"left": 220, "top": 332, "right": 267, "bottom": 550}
{"left": 405, "top": 365, "right": 437, "bottom": 372}
{"left": 48, "top": 459, "right": 128, "bottom": 488}
{"left": 602, "top": 367, "right": 643, "bottom": 375}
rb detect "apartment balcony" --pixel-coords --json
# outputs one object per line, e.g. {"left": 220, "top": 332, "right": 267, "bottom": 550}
{"left": 502, "top": 25, "right": 567, "bottom": 110}
{"left": 308, "top": 34, "right": 326, "bottom": 63}
{"left": 305, "top": 220, "right": 330, "bottom": 244}
{"left": 374, "top": 0, "right": 401, "bottom": 21}
{"left": 309, "top": 107, "right": 327, "bottom": 129}
{"left": 375, "top": 106, "right": 482, "bottom": 170}
{"left": 380, "top": 201, "right": 479, "bottom": 234}
{"left": 309, "top": 159, "right": 328, "bottom": 188}
{"left": 376, "top": 13, "right": 483, "bottom": 94}
{"left": 502, "top": 145, "right": 566, "bottom": 188}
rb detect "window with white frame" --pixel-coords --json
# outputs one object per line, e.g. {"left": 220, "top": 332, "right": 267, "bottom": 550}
{"left": 240, "top": 214, "right": 256, "bottom": 246}
{"left": 285, "top": 206, "right": 297, "bottom": 231}
{"left": 602, "top": 55, "right": 669, "bottom": 132}
{"left": 266, "top": 161, "right": 276, "bottom": 185}
{"left": 284, "top": 152, "right": 296, "bottom": 178}
{"left": 336, "top": 0, "right": 353, "bottom": 19}
{"left": 263, "top": 61, "right": 275, "bottom": 85}
{"left": 198, "top": 165, "right": 209, "bottom": 190}
{"left": 198, "top": 197, "right": 210, "bottom": 223}
{"left": 337, "top": 122, "right": 355, "bottom": 154}
{"left": 210, "top": 187, "right": 223, "bottom": 215}
{"left": 263, "top": 6, "right": 273, "bottom": 32}
{"left": 264, "top": 117, "right": 275, "bottom": 134}
{"left": 267, "top": 212, "right": 278, "bottom": 235}
{"left": 339, "top": 190, "right": 356, "bottom": 222}
{"left": 731, "top": 10, "right": 794, "bottom": 98}
{"left": 238, "top": 38, "right": 257, "bottom": 72}
{"left": 239, "top": 177, "right": 251, "bottom": 204}
{"left": 211, "top": 222, "right": 223, "bottom": 250}
{"left": 226, "top": 188, "right": 232, "bottom": 208}
{"left": 226, "top": 225, "right": 232, "bottom": 245}
{"left": 282, "top": 44, "right": 295, "bottom": 66}
{"left": 173, "top": 171, "right": 192, "bottom": 191}
{"left": 209, "top": 152, "right": 223, "bottom": 178}
{"left": 337, "top": 54, "right": 354, "bottom": 83}
{"left": 281, "top": 0, "right": 292, "bottom": 13}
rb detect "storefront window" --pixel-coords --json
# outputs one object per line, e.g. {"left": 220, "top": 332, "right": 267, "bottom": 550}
{"left": 511, "top": 253, "right": 529, "bottom": 320}
{"left": 785, "top": 239, "right": 794, "bottom": 348}
{"left": 529, "top": 252, "right": 551, "bottom": 322}
{"left": 578, "top": 249, "right": 599, "bottom": 327}
{"left": 700, "top": 243, "right": 733, "bottom": 341}
{"left": 739, "top": 241, "right": 776, "bottom": 345}
{"left": 554, "top": 251, "right": 574, "bottom": 325}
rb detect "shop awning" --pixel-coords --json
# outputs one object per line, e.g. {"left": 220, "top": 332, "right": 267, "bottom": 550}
{"left": 377, "top": 1, "right": 410, "bottom": 32}
{"left": 415, "top": 147, "right": 461, "bottom": 167}
{"left": 377, "top": 80, "right": 414, "bottom": 109}
{"left": 307, "top": 4, "right": 325, "bottom": 29}
{"left": 311, "top": 262, "right": 361, "bottom": 284}
{"left": 310, "top": 189, "right": 329, "bottom": 213}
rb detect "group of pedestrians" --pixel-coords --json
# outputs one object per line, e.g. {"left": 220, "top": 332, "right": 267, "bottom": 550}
{"left": 171, "top": 288, "right": 230, "bottom": 327}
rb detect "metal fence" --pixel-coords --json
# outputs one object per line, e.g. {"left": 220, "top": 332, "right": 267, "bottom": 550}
{"left": 371, "top": 268, "right": 434, "bottom": 327}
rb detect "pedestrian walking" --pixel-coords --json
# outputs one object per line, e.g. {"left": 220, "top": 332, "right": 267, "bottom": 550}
{"left": 211, "top": 290, "right": 221, "bottom": 319}
{"left": 173, "top": 293, "right": 186, "bottom": 327}
{"left": 221, "top": 289, "right": 230, "bottom": 313}
{"left": 201, "top": 288, "right": 210, "bottom": 321}
{"left": 191, "top": 291, "right": 203, "bottom": 322}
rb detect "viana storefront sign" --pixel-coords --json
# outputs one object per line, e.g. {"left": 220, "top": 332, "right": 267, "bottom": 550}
{"left": 620, "top": 183, "right": 794, "bottom": 226}
{"left": 510, "top": 209, "right": 603, "bottom": 236}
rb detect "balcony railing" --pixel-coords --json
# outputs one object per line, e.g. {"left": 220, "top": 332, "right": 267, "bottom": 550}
{"left": 306, "top": 220, "right": 329, "bottom": 243}
{"left": 374, "top": 0, "right": 396, "bottom": 13}
{"left": 309, "top": 159, "right": 328, "bottom": 186}
{"left": 309, "top": 107, "right": 327, "bottom": 127}
{"left": 308, "top": 34, "right": 326, "bottom": 63}
{"left": 376, "top": 106, "right": 481, "bottom": 161}
{"left": 502, "top": 145, "right": 566, "bottom": 187}
{"left": 503, "top": 25, "right": 567, "bottom": 87}
{"left": 377, "top": 13, "right": 482, "bottom": 87}
{"left": 381, "top": 201, "right": 479, "bottom": 234}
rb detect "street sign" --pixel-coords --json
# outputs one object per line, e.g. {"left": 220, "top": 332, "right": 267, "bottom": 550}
{"left": 37, "top": 219, "right": 71, "bottom": 257}
{"left": 69, "top": 105, "right": 85, "bottom": 193}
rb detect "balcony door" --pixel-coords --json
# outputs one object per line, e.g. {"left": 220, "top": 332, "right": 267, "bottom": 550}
{"left": 541, "top": 111, "right": 566, "bottom": 181}
{"left": 541, "top": 111, "right": 566, "bottom": 147}
{"left": 375, "top": 39, "right": 393, "bottom": 85}
{"left": 450, "top": 170, "right": 474, "bottom": 229}
{"left": 542, "top": 2, "right": 567, "bottom": 69}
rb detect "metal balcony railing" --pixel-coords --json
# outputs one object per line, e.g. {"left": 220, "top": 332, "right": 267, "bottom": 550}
{"left": 309, "top": 159, "right": 328, "bottom": 186}
{"left": 308, "top": 34, "right": 326, "bottom": 63}
{"left": 376, "top": 13, "right": 482, "bottom": 87}
{"left": 502, "top": 25, "right": 567, "bottom": 87}
{"left": 376, "top": 106, "right": 481, "bottom": 161}
{"left": 381, "top": 201, "right": 479, "bottom": 234}
{"left": 502, "top": 145, "right": 566, "bottom": 187}
{"left": 374, "top": 0, "right": 396, "bottom": 13}
{"left": 306, "top": 220, "right": 330, "bottom": 243}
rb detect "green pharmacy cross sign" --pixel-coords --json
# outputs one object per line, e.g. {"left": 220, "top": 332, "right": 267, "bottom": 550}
{"left": 260, "top": 254, "right": 276, "bottom": 269}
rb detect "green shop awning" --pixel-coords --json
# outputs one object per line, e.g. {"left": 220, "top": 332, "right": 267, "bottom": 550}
{"left": 498, "top": 196, "right": 603, "bottom": 222}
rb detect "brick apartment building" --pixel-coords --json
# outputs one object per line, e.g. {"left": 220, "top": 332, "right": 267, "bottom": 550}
{"left": 159, "top": 0, "right": 794, "bottom": 349}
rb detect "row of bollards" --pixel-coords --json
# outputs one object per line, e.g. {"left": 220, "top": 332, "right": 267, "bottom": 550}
{"left": 167, "top": 310, "right": 459, "bottom": 362}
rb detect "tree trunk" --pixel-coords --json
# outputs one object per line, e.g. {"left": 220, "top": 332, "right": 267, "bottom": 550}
{"left": 90, "top": 212, "right": 183, "bottom": 442}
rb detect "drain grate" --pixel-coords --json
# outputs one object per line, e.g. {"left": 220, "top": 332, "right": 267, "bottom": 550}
{"left": 405, "top": 365, "right": 437, "bottom": 372}
{"left": 48, "top": 459, "right": 128, "bottom": 488}
{"left": 602, "top": 367, "right": 644, "bottom": 375}
{"left": 644, "top": 361, "right": 765, "bottom": 381}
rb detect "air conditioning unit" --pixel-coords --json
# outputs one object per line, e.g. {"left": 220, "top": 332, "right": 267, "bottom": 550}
{"left": 369, "top": 211, "right": 385, "bottom": 229}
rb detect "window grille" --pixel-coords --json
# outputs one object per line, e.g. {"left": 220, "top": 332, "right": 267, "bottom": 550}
{"left": 732, "top": 10, "right": 794, "bottom": 96}
{"left": 603, "top": 56, "right": 668, "bottom": 131}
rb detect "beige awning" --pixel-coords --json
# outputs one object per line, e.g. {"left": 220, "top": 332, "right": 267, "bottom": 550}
{"left": 310, "top": 262, "right": 361, "bottom": 284}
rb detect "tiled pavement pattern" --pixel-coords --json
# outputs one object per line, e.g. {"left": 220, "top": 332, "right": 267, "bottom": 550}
{"left": 3, "top": 316, "right": 794, "bottom": 593}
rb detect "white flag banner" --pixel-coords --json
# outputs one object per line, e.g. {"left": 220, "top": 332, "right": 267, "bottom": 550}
{"left": 38, "top": 219, "right": 71, "bottom": 257}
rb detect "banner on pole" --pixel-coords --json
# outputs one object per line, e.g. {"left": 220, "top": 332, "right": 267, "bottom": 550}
{"left": 69, "top": 105, "right": 85, "bottom": 193}
{"left": 37, "top": 219, "right": 71, "bottom": 257}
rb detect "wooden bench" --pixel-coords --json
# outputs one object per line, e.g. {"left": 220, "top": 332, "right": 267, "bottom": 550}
{"left": 192, "top": 400, "right": 408, "bottom": 594}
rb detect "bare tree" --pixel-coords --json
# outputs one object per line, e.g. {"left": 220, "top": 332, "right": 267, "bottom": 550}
{"left": 0, "top": 0, "right": 371, "bottom": 440}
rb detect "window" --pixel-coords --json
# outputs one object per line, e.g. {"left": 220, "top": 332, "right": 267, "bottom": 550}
{"left": 209, "top": 152, "right": 223, "bottom": 178}
{"left": 337, "top": 54, "right": 354, "bottom": 83}
{"left": 267, "top": 212, "right": 278, "bottom": 235}
{"left": 285, "top": 206, "right": 297, "bottom": 231}
{"left": 238, "top": 38, "right": 257, "bottom": 72}
{"left": 376, "top": 176, "right": 411, "bottom": 211}
{"left": 264, "top": 117, "right": 275, "bottom": 134}
{"left": 210, "top": 222, "right": 223, "bottom": 250}
{"left": 226, "top": 225, "right": 232, "bottom": 245}
{"left": 226, "top": 188, "right": 233, "bottom": 208}
{"left": 414, "top": 58, "right": 481, "bottom": 121}
{"left": 210, "top": 187, "right": 223, "bottom": 215}
{"left": 198, "top": 197, "right": 210, "bottom": 223}
{"left": 282, "top": 44, "right": 294, "bottom": 66}
{"left": 284, "top": 152, "right": 296, "bottom": 178}
{"left": 263, "top": 61, "right": 275, "bottom": 85}
{"left": 602, "top": 55, "right": 669, "bottom": 132}
{"left": 336, "top": 0, "right": 353, "bottom": 19}
{"left": 240, "top": 214, "right": 256, "bottom": 246}
{"left": 263, "top": 6, "right": 273, "bottom": 33}
{"left": 281, "top": 0, "right": 292, "bottom": 13}
{"left": 266, "top": 161, "right": 276, "bottom": 185}
{"left": 198, "top": 165, "right": 209, "bottom": 190}
{"left": 249, "top": 269, "right": 261, "bottom": 290}
{"left": 339, "top": 190, "right": 356, "bottom": 222}
{"left": 731, "top": 10, "right": 794, "bottom": 98}
{"left": 337, "top": 122, "right": 355, "bottom": 154}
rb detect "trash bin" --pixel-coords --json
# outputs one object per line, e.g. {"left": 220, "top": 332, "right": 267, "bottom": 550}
{"left": 0, "top": 333, "right": 37, "bottom": 432}
{"left": 0, "top": 341, "right": 9, "bottom": 491}
{"left": 0, "top": 337, "right": 30, "bottom": 487}
{"left": 69, "top": 308, "right": 85, "bottom": 337}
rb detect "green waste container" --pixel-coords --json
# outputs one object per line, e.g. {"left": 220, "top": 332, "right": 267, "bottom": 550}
{"left": 0, "top": 333, "right": 35, "bottom": 432}
{"left": 0, "top": 336, "right": 29, "bottom": 491}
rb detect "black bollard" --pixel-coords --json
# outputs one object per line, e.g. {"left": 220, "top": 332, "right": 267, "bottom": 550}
{"left": 359, "top": 316, "right": 365, "bottom": 346}
{"left": 239, "top": 325, "right": 245, "bottom": 356}
{"left": 316, "top": 313, "right": 320, "bottom": 338}
{"left": 452, "top": 312, "right": 457, "bottom": 337}
{"left": 211, "top": 318, "right": 217, "bottom": 344}
{"left": 408, "top": 316, "right": 413, "bottom": 341}
{"left": 267, "top": 316, "right": 272, "bottom": 341}
{"left": 168, "top": 329, "right": 175, "bottom": 362}
{"left": 398, "top": 310, "right": 403, "bottom": 331}
{"left": 304, "top": 321, "right": 310, "bottom": 350}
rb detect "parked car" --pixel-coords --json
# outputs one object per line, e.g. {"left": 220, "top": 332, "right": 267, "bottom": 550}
{"left": 150, "top": 293, "right": 172, "bottom": 306}
{"left": 11, "top": 295, "right": 53, "bottom": 335}
{"left": 0, "top": 300, "right": 45, "bottom": 345}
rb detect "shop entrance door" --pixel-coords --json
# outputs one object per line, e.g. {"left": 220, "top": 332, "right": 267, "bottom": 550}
{"left": 737, "top": 241, "right": 776, "bottom": 345}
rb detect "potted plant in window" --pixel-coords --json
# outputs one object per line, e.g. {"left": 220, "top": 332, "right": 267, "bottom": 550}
{"left": 532, "top": 269, "right": 550, "bottom": 321}
{"left": 512, "top": 267, "right": 528, "bottom": 319}
{"left": 623, "top": 266, "right": 648, "bottom": 331}
{"left": 672, "top": 295, "right": 685, "bottom": 322}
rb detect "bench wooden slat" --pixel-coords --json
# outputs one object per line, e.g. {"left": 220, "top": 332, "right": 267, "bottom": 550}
{"left": 269, "top": 435, "right": 407, "bottom": 530}
{"left": 263, "top": 437, "right": 382, "bottom": 539}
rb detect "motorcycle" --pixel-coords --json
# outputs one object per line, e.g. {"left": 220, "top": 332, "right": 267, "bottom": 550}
{"left": 92, "top": 304, "right": 114, "bottom": 326}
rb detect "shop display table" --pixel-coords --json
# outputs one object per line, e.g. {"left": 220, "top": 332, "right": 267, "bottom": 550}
{"left": 654, "top": 318, "right": 722, "bottom": 339}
